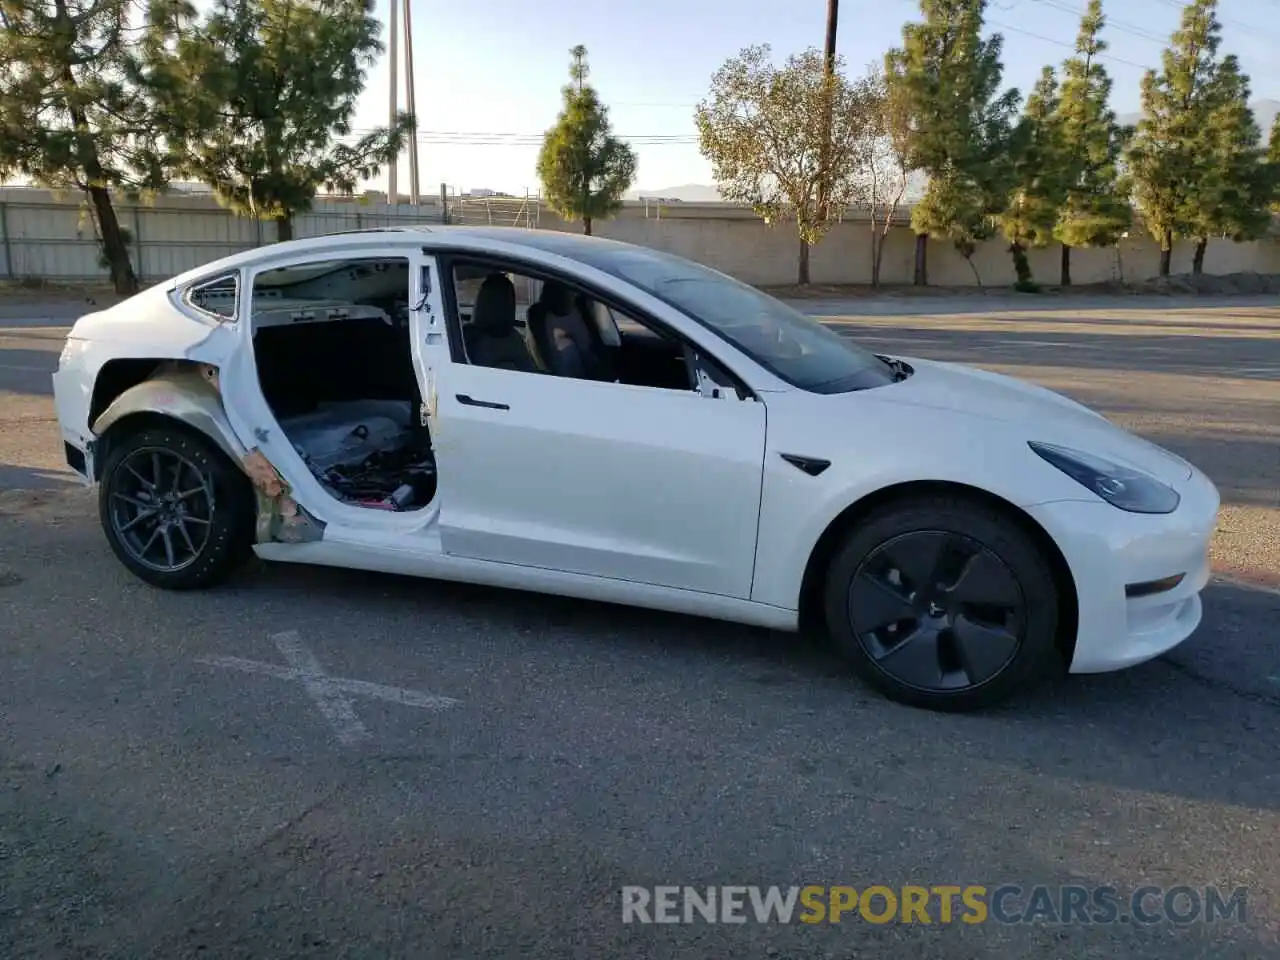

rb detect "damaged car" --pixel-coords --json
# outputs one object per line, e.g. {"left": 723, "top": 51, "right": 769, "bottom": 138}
{"left": 52, "top": 227, "right": 1220, "bottom": 711}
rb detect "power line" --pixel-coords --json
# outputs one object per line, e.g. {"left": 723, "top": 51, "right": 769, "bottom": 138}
{"left": 1151, "top": 0, "right": 1280, "bottom": 44}
{"left": 988, "top": 17, "right": 1151, "bottom": 69}
{"left": 343, "top": 129, "right": 698, "bottom": 145}
{"left": 1030, "top": 0, "right": 1169, "bottom": 45}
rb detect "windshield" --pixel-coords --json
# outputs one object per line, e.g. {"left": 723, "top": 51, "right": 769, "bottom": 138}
{"left": 577, "top": 246, "right": 895, "bottom": 393}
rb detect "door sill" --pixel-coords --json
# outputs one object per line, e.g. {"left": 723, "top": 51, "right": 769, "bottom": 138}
{"left": 253, "top": 539, "right": 798, "bottom": 632}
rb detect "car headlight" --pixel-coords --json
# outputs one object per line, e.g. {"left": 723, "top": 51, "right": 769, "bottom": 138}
{"left": 1028, "top": 441, "right": 1181, "bottom": 514}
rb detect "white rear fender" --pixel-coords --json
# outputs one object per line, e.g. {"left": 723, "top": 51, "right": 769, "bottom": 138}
{"left": 89, "top": 365, "right": 325, "bottom": 545}
{"left": 91, "top": 365, "right": 245, "bottom": 468}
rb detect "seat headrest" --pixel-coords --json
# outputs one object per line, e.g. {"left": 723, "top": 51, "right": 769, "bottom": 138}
{"left": 471, "top": 272, "right": 517, "bottom": 334}
{"left": 539, "top": 279, "right": 573, "bottom": 315}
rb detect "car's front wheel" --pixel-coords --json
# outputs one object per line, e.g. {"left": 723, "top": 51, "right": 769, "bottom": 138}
{"left": 823, "top": 493, "right": 1062, "bottom": 712}
{"left": 98, "top": 423, "right": 254, "bottom": 589}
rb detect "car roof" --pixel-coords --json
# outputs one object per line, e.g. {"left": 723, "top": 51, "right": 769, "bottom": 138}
{"left": 163, "top": 225, "right": 645, "bottom": 289}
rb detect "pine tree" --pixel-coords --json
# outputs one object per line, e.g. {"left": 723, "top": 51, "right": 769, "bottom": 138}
{"left": 1182, "top": 55, "right": 1268, "bottom": 272}
{"left": 1126, "top": 0, "right": 1227, "bottom": 276}
{"left": 149, "top": 0, "right": 413, "bottom": 241}
{"left": 999, "top": 67, "right": 1066, "bottom": 290}
{"left": 1269, "top": 118, "right": 1280, "bottom": 213}
{"left": 885, "top": 0, "right": 1020, "bottom": 285}
{"left": 0, "top": 0, "right": 172, "bottom": 294}
{"left": 1052, "top": 0, "right": 1131, "bottom": 286}
{"left": 538, "top": 46, "right": 638, "bottom": 236}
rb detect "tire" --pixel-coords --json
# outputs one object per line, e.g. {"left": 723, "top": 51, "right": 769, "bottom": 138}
{"left": 823, "top": 493, "right": 1061, "bottom": 712}
{"left": 98, "top": 423, "right": 254, "bottom": 590}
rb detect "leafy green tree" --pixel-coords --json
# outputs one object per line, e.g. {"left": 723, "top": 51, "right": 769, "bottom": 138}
{"left": 885, "top": 0, "right": 1021, "bottom": 285}
{"left": 537, "top": 46, "right": 637, "bottom": 237}
{"left": 999, "top": 67, "right": 1066, "bottom": 290}
{"left": 0, "top": 0, "right": 172, "bottom": 293}
{"left": 696, "top": 44, "right": 876, "bottom": 284}
{"left": 1182, "top": 54, "right": 1268, "bottom": 272}
{"left": 149, "top": 0, "right": 412, "bottom": 241}
{"left": 854, "top": 65, "right": 915, "bottom": 288}
{"left": 1052, "top": 0, "right": 1131, "bottom": 285}
{"left": 1126, "top": 0, "right": 1234, "bottom": 276}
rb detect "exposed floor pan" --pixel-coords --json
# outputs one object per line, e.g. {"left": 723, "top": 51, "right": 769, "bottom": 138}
{"left": 281, "top": 400, "right": 436, "bottom": 512}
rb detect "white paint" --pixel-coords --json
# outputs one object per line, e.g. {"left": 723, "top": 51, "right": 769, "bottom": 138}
{"left": 197, "top": 630, "right": 458, "bottom": 744}
{"left": 59, "top": 227, "right": 1225, "bottom": 691}
{"left": 435, "top": 362, "right": 767, "bottom": 597}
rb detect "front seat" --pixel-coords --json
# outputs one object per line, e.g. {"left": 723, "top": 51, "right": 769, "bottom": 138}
{"left": 463, "top": 273, "right": 538, "bottom": 373}
{"left": 527, "top": 280, "right": 611, "bottom": 380}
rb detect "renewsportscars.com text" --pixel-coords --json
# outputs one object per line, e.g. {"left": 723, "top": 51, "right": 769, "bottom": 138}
{"left": 620, "top": 884, "right": 1248, "bottom": 926}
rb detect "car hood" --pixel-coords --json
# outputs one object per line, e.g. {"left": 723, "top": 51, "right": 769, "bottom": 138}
{"left": 878, "top": 356, "right": 1194, "bottom": 482}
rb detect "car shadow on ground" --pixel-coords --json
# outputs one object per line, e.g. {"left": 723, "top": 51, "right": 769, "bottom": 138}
{"left": 2, "top": 514, "right": 1276, "bottom": 957}
{"left": 0, "top": 463, "right": 80, "bottom": 491}
{"left": 0, "top": 344, "right": 57, "bottom": 397}
{"left": 228, "top": 558, "right": 1280, "bottom": 813}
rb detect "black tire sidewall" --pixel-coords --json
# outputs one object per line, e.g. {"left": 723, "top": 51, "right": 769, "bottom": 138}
{"left": 98, "top": 425, "right": 252, "bottom": 590}
{"left": 824, "top": 496, "right": 1062, "bottom": 712}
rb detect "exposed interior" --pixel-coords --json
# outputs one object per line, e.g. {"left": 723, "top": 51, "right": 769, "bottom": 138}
{"left": 450, "top": 261, "right": 740, "bottom": 395}
{"left": 248, "top": 256, "right": 437, "bottom": 512}
{"left": 242, "top": 252, "right": 746, "bottom": 513}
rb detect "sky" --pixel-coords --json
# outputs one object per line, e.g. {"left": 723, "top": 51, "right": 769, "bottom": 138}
{"left": 353, "top": 0, "right": 1280, "bottom": 197}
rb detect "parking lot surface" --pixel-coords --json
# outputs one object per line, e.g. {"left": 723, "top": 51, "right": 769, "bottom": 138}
{"left": 2, "top": 294, "right": 1278, "bottom": 959}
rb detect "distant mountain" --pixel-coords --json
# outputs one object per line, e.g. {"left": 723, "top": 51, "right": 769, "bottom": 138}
{"left": 625, "top": 183, "right": 723, "bottom": 203}
{"left": 1117, "top": 97, "right": 1279, "bottom": 139}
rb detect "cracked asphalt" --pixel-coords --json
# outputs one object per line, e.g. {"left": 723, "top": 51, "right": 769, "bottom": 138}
{"left": 1, "top": 292, "right": 1278, "bottom": 959}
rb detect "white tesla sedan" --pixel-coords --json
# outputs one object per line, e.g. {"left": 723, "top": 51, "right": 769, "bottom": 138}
{"left": 51, "top": 227, "right": 1219, "bottom": 711}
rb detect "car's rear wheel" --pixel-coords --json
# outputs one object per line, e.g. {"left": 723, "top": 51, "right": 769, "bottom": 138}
{"left": 99, "top": 424, "right": 253, "bottom": 589}
{"left": 823, "top": 493, "right": 1061, "bottom": 712}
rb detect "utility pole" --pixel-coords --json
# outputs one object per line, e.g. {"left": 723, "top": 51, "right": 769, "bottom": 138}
{"left": 824, "top": 0, "right": 838, "bottom": 73}
{"left": 403, "top": 0, "right": 420, "bottom": 204}
{"left": 387, "top": 0, "right": 399, "bottom": 206}
{"left": 817, "top": 0, "right": 839, "bottom": 223}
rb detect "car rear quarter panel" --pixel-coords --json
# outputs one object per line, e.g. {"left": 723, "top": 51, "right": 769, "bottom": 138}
{"left": 54, "top": 289, "right": 242, "bottom": 476}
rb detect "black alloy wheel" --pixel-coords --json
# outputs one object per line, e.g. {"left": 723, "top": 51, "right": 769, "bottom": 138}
{"left": 108, "top": 446, "right": 215, "bottom": 573}
{"left": 847, "top": 531, "right": 1024, "bottom": 691}
{"left": 99, "top": 425, "right": 253, "bottom": 589}
{"left": 824, "top": 494, "right": 1062, "bottom": 711}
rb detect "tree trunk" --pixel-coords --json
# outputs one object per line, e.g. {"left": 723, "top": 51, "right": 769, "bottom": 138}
{"left": 1159, "top": 231, "right": 1172, "bottom": 276}
{"left": 1009, "top": 241, "right": 1032, "bottom": 288}
{"left": 583, "top": 216, "right": 593, "bottom": 236}
{"left": 963, "top": 254, "right": 982, "bottom": 287}
{"left": 277, "top": 216, "right": 294, "bottom": 242}
{"left": 913, "top": 233, "right": 927, "bottom": 285}
{"left": 1060, "top": 244, "right": 1072, "bottom": 286}
{"left": 54, "top": 0, "right": 138, "bottom": 296}
{"left": 87, "top": 185, "right": 137, "bottom": 295}
{"left": 1192, "top": 237, "right": 1207, "bottom": 274}
{"left": 871, "top": 230, "right": 884, "bottom": 289}
{"left": 798, "top": 237, "right": 810, "bottom": 285}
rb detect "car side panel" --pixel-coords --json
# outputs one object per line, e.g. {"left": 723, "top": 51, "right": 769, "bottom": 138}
{"left": 433, "top": 363, "right": 768, "bottom": 598}
{"left": 54, "top": 297, "right": 238, "bottom": 479}
{"left": 749, "top": 389, "right": 1094, "bottom": 611}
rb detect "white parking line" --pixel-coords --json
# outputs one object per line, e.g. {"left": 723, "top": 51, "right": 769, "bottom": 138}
{"left": 197, "top": 630, "right": 459, "bottom": 744}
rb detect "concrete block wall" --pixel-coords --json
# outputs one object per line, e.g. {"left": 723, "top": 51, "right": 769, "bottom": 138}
{"left": 2, "top": 186, "right": 1277, "bottom": 288}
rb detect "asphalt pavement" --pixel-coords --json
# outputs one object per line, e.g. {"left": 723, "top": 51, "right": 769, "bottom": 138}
{"left": 1, "top": 293, "right": 1278, "bottom": 959}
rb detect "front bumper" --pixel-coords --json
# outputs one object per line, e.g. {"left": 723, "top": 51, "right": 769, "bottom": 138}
{"left": 1023, "top": 466, "right": 1220, "bottom": 674}
{"left": 52, "top": 360, "right": 97, "bottom": 485}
